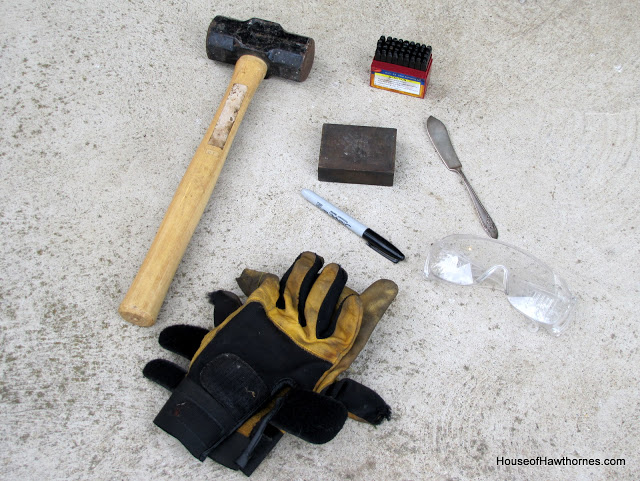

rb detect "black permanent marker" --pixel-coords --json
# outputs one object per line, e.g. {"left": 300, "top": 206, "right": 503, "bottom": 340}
{"left": 301, "top": 189, "right": 405, "bottom": 263}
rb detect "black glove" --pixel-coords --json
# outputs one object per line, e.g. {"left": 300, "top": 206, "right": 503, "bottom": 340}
{"left": 144, "top": 253, "right": 397, "bottom": 474}
{"left": 145, "top": 322, "right": 384, "bottom": 475}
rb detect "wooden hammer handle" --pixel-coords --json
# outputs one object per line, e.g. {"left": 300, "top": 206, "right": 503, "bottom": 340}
{"left": 119, "top": 55, "right": 269, "bottom": 327}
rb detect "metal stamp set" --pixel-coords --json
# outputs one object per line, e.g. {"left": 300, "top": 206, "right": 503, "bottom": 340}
{"left": 370, "top": 35, "right": 433, "bottom": 98}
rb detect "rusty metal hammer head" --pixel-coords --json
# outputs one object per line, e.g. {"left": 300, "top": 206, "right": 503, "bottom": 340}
{"left": 206, "top": 16, "right": 315, "bottom": 82}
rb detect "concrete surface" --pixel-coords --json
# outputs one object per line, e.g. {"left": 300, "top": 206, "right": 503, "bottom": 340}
{"left": 1, "top": 0, "right": 638, "bottom": 480}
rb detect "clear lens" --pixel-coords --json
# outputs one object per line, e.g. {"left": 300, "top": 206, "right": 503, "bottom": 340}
{"left": 425, "top": 234, "right": 576, "bottom": 335}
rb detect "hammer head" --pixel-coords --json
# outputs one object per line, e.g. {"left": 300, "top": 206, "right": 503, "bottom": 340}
{"left": 206, "top": 17, "right": 315, "bottom": 82}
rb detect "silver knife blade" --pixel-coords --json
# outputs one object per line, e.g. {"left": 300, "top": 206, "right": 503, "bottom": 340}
{"left": 426, "top": 116, "right": 462, "bottom": 171}
{"left": 425, "top": 115, "right": 499, "bottom": 238}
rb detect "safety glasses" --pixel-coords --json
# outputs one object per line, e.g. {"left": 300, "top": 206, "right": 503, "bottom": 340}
{"left": 425, "top": 235, "right": 576, "bottom": 335}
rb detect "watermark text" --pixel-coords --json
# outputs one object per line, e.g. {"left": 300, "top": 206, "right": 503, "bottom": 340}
{"left": 497, "top": 456, "right": 625, "bottom": 467}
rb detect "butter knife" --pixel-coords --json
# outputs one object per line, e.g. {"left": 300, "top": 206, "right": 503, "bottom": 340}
{"left": 426, "top": 116, "right": 498, "bottom": 238}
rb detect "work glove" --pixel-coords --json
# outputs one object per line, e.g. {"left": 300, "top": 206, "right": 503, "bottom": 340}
{"left": 144, "top": 252, "right": 397, "bottom": 473}
{"left": 144, "top": 322, "right": 347, "bottom": 475}
{"left": 232, "top": 266, "right": 397, "bottom": 424}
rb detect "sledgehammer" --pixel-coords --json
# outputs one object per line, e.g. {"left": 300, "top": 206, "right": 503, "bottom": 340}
{"left": 119, "top": 17, "right": 315, "bottom": 326}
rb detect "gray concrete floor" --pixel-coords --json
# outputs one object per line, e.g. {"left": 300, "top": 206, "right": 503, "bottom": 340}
{"left": 1, "top": 1, "right": 638, "bottom": 480}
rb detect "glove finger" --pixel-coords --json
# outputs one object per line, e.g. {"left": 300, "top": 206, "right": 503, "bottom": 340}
{"left": 158, "top": 325, "right": 209, "bottom": 359}
{"left": 321, "top": 378, "right": 391, "bottom": 425}
{"left": 303, "top": 263, "right": 348, "bottom": 339}
{"left": 235, "top": 269, "right": 271, "bottom": 297}
{"left": 315, "top": 279, "right": 397, "bottom": 391}
{"left": 320, "top": 293, "right": 362, "bottom": 363}
{"left": 143, "top": 359, "right": 187, "bottom": 391}
{"left": 343, "top": 279, "right": 398, "bottom": 364}
{"left": 271, "top": 389, "right": 348, "bottom": 444}
{"left": 276, "top": 252, "right": 324, "bottom": 325}
{"left": 208, "top": 290, "right": 243, "bottom": 326}
{"left": 239, "top": 268, "right": 357, "bottom": 304}
{"left": 171, "top": 291, "right": 241, "bottom": 363}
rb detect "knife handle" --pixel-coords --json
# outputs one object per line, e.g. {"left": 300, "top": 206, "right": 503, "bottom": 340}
{"left": 456, "top": 170, "right": 499, "bottom": 238}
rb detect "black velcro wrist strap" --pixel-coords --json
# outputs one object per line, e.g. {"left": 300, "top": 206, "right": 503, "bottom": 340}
{"left": 208, "top": 425, "right": 284, "bottom": 476}
{"left": 154, "top": 377, "right": 236, "bottom": 460}
{"left": 154, "top": 353, "right": 270, "bottom": 461}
